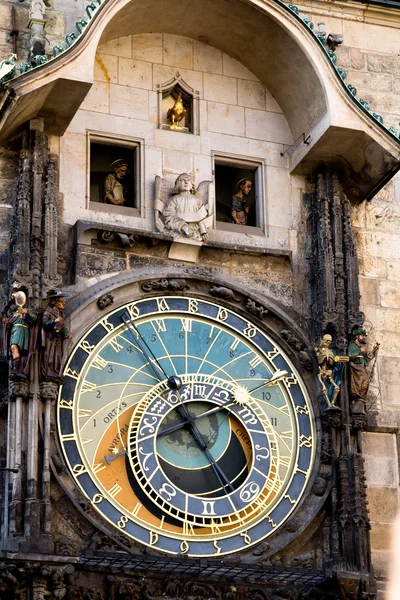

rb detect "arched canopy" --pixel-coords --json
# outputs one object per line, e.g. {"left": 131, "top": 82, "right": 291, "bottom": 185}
{"left": 0, "top": 0, "right": 398, "bottom": 199}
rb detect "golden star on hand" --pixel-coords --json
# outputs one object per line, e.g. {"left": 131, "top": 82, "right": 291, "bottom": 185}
{"left": 111, "top": 447, "right": 120, "bottom": 455}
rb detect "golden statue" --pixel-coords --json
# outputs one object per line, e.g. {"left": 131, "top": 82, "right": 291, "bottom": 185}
{"left": 167, "top": 92, "right": 187, "bottom": 129}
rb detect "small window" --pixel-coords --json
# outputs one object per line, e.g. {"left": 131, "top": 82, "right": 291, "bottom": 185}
{"left": 89, "top": 137, "right": 142, "bottom": 215}
{"left": 214, "top": 156, "right": 265, "bottom": 232}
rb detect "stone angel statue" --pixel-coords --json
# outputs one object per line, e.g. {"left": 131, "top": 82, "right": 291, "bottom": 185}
{"left": 155, "top": 173, "right": 213, "bottom": 242}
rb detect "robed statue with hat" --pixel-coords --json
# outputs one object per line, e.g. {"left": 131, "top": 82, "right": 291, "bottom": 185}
{"left": 2, "top": 288, "right": 39, "bottom": 378}
{"left": 41, "top": 290, "right": 72, "bottom": 381}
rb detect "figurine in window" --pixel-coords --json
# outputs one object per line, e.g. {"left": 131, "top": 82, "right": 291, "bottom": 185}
{"left": 103, "top": 159, "right": 129, "bottom": 205}
{"left": 231, "top": 179, "right": 252, "bottom": 225}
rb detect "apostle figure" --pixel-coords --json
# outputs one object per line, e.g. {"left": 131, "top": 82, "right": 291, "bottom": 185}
{"left": 103, "top": 159, "right": 129, "bottom": 206}
{"left": 2, "top": 289, "right": 38, "bottom": 378}
{"left": 348, "top": 327, "right": 379, "bottom": 405}
{"left": 41, "top": 291, "right": 72, "bottom": 381}
{"left": 231, "top": 179, "right": 252, "bottom": 225}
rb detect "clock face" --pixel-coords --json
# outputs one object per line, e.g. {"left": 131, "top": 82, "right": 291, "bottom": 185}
{"left": 58, "top": 295, "right": 316, "bottom": 557}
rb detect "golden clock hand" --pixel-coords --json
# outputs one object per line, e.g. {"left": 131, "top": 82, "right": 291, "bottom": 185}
{"left": 248, "top": 369, "right": 288, "bottom": 393}
{"left": 193, "top": 401, "right": 235, "bottom": 421}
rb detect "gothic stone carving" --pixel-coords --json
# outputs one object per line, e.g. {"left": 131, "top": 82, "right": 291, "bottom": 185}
{"left": 142, "top": 278, "right": 189, "bottom": 292}
{"left": 155, "top": 173, "right": 212, "bottom": 242}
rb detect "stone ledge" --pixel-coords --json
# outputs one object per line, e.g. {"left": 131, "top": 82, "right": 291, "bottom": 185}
{"left": 73, "top": 220, "right": 293, "bottom": 259}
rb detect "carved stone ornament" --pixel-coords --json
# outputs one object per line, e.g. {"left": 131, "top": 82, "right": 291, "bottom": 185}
{"left": 97, "top": 230, "right": 136, "bottom": 247}
{"left": 280, "top": 329, "right": 313, "bottom": 371}
{"left": 209, "top": 286, "right": 240, "bottom": 302}
{"left": 142, "top": 278, "right": 189, "bottom": 292}
{"left": 245, "top": 298, "right": 268, "bottom": 319}
{"left": 97, "top": 293, "right": 114, "bottom": 310}
{"left": 155, "top": 173, "right": 213, "bottom": 242}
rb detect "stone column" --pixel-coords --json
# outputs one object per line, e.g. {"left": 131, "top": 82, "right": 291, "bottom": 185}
{"left": 7, "top": 379, "right": 29, "bottom": 542}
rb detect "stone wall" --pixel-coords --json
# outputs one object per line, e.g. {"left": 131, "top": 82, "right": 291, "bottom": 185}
{"left": 61, "top": 32, "right": 296, "bottom": 254}
{"left": 296, "top": 2, "right": 400, "bottom": 592}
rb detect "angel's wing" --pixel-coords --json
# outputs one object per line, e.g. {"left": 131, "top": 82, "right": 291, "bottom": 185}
{"left": 196, "top": 180, "right": 213, "bottom": 217}
{"left": 154, "top": 176, "right": 173, "bottom": 232}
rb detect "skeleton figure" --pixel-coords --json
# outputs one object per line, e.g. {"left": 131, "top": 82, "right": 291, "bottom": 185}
{"left": 315, "top": 334, "right": 348, "bottom": 408}
{"left": 155, "top": 173, "right": 213, "bottom": 242}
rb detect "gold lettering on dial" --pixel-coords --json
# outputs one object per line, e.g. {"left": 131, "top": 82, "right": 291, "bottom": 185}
{"left": 92, "top": 493, "right": 104, "bottom": 504}
{"left": 180, "top": 318, "right": 192, "bottom": 332}
{"left": 78, "top": 408, "right": 92, "bottom": 418}
{"left": 92, "top": 463, "right": 106, "bottom": 474}
{"left": 240, "top": 531, "right": 251, "bottom": 545}
{"left": 154, "top": 319, "right": 167, "bottom": 332}
{"left": 59, "top": 399, "right": 73, "bottom": 409}
{"left": 149, "top": 531, "right": 159, "bottom": 546}
{"left": 109, "top": 338, "right": 123, "bottom": 353}
{"left": 65, "top": 368, "right": 79, "bottom": 380}
{"left": 81, "top": 380, "right": 97, "bottom": 393}
{"left": 299, "top": 435, "right": 312, "bottom": 448}
{"left": 156, "top": 298, "right": 170, "bottom": 312}
{"left": 217, "top": 307, "right": 228, "bottom": 321}
{"left": 183, "top": 521, "right": 195, "bottom": 536}
{"left": 126, "top": 304, "right": 140, "bottom": 319}
{"left": 249, "top": 356, "right": 262, "bottom": 368}
{"left": 118, "top": 515, "right": 128, "bottom": 529}
{"left": 213, "top": 540, "right": 222, "bottom": 555}
{"left": 91, "top": 355, "right": 107, "bottom": 370}
{"left": 72, "top": 464, "right": 86, "bottom": 476}
{"left": 188, "top": 299, "right": 199, "bottom": 313}
{"left": 201, "top": 500, "right": 216, "bottom": 515}
{"left": 80, "top": 340, "right": 95, "bottom": 354}
{"left": 108, "top": 483, "right": 123, "bottom": 498}
{"left": 180, "top": 540, "right": 189, "bottom": 554}
{"left": 243, "top": 324, "right": 256, "bottom": 339}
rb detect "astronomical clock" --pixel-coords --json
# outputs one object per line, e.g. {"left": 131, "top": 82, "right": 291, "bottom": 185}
{"left": 57, "top": 293, "right": 316, "bottom": 558}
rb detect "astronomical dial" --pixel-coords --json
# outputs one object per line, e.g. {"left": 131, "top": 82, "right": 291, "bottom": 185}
{"left": 58, "top": 295, "right": 316, "bottom": 556}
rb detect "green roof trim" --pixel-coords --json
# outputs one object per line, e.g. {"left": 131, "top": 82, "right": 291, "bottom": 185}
{"left": 0, "top": 0, "right": 399, "bottom": 143}
{"left": 280, "top": 0, "right": 400, "bottom": 142}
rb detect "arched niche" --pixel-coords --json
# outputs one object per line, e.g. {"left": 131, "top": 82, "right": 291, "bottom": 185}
{"left": 2, "top": 0, "right": 398, "bottom": 200}
{"left": 156, "top": 73, "right": 200, "bottom": 135}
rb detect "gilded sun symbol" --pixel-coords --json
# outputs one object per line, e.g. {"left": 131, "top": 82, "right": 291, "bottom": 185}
{"left": 233, "top": 386, "right": 251, "bottom": 406}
